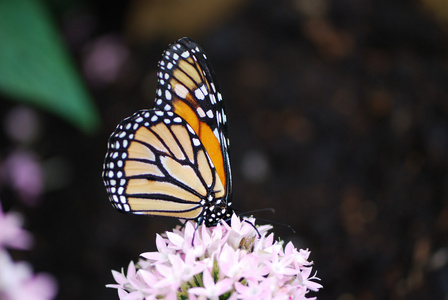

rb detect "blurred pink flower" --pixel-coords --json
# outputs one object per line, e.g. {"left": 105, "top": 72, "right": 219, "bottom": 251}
{"left": 108, "top": 214, "right": 322, "bottom": 299}
{"left": 1, "top": 150, "right": 44, "bottom": 206}
{"left": 82, "top": 35, "right": 129, "bottom": 86}
{"left": 0, "top": 250, "right": 57, "bottom": 300}
{"left": 0, "top": 200, "right": 57, "bottom": 300}
{"left": 0, "top": 202, "right": 32, "bottom": 250}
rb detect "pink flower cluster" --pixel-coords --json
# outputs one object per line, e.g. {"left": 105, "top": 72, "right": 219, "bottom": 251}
{"left": 0, "top": 202, "right": 57, "bottom": 300}
{"left": 108, "top": 214, "right": 322, "bottom": 299}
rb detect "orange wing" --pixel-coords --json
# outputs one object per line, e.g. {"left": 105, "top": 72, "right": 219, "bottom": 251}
{"left": 153, "top": 37, "right": 232, "bottom": 202}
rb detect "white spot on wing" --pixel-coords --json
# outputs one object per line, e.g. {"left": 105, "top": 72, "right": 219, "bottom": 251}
{"left": 194, "top": 88, "right": 205, "bottom": 100}
{"left": 186, "top": 124, "right": 195, "bottom": 134}
{"left": 210, "top": 94, "right": 216, "bottom": 105}
{"left": 165, "top": 90, "right": 172, "bottom": 100}
{"left": 200, "top": 84, "right": 208, "bottom": 96}
{"left": 213, "top": 128, "right": 220, "bottom": 139}
{"left": 197, "top": 107, "right": 206, "bottom": 118}
{"left": 118, "top": 187, "right": 124, "bottom": 195}
{"left": 206, "top": 110, "right": 214, "bottom": 118}
{"left": 174, "top": 84, "right": 189, "bottom": 99}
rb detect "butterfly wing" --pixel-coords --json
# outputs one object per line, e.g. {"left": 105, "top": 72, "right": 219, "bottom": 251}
{"left": 103, "top": 38, "right": 233, "bottom": 225}
{"left": 103, "top": 110, "right": 228, "bottom": 222}
{"left": 154, "top": 38, "right": 232, "bottom": 204}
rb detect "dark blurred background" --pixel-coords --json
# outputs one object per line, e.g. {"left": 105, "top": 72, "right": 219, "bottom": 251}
{"left": 1, "top": 0, "right": 448, "bottom": 299}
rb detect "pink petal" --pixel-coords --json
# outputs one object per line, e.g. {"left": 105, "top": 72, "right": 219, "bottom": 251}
{"left": 140, "top": 251, "right": 163, "bottom": 261}
{"left": 201, "top": 269, "right": 214, "bottom": 288}
{"left": 123, "top": 290, "right": 144, "bottom": 300}
{"left": 213, "top": 278, "right": 234, "bottom": 295}
{"left": 155, "top": 234, "right": 167, "bottom": 252}
{"left": 166, "top": 232, "right": 184, "bottom": 248}
{"left": 188, "top": 287, "right": 207, "bottom": 297}
{"left": 117, "top": 288, "right": 128, "bottom": 299}
{"left": 139, "top": 269, "right": 158, "bottom": 286}
{"left": 111, "top": 270, "right": 127, "bottom": 285}
{"left": 126, "top": 261, "right": 136, "bottom": 277}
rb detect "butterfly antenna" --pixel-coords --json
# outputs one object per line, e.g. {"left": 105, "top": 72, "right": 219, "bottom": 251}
{"left": 243, "top": 219, "right": 261, "bottom": 238}
{"left": 239, "top": 208, "right": 276, "bottom": 216}
{"left": 237, "top": 208, "right": 295, "bottom": 234}
{"left": 237, "top": 208, "right": 276, "bottom": 238}
{"left": 192, "top": 225, "right": 198, "bottom": 246}
{"left": 180, "top": 219, "right": 188, "bottom": 230}
{"left": 191, "top": 215, "right": 205, "bottom": 246}
{"left": 255, "top": 217, "right": 296, "bottom": 234}
{"left": 220, "top": 215, "right": 261, "bottom": 239}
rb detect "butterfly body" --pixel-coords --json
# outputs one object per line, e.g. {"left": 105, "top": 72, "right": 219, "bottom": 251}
{"left": 103, "top": 38, "right": 233, "bottom": 226}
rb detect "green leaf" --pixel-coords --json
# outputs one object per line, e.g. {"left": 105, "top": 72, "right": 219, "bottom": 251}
{"left": 0, "top": 0, "right": 100, "bottom": 133}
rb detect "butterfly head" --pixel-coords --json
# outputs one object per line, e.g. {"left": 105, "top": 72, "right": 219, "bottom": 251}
{"left": 201, "top": 198, "right": 234, "bottom": 227}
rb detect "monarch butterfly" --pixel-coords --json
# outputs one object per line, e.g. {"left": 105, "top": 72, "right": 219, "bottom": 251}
{"left": 103, "top": 37, "right": 233, "bottom": 226}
